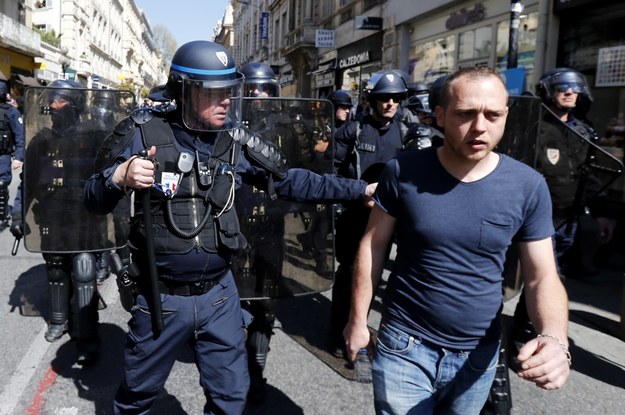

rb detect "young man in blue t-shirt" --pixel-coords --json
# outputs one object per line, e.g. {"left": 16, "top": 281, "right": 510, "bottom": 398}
{"left": 343, "top": 67, "right": 571, "bottom": 415}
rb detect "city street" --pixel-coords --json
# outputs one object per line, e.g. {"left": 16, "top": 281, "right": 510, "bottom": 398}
{"left": 0, "top": 177, "right": 624, "bottom": 415}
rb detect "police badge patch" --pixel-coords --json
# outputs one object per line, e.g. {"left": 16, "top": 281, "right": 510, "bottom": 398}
{"left": 547, "top": 148, "right": 560, "bottom": 165}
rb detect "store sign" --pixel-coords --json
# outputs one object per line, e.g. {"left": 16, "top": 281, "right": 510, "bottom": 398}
{"left": 339, "top": 51, "right": 371, "bottom": 69}
{"left": 280, "top": 71, "right": 294, "bottom": 85}
{"left": 445, "top": 3, "right": 486, "bottom": 30}
{"left": 316, "top": 30, "right": 335, "bottom": 48}
{"left": 260, "top": 11, "right": 269, "bottom": 40}
{"left": 355, "top": 16, "right": 383, "bottom": 30}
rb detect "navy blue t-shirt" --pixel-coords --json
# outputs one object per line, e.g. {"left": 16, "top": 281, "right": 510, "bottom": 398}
{"left": 374, "top": 148, "right": 554, "bottom": 349}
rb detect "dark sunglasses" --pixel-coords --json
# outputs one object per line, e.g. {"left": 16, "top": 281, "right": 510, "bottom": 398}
{"left": 551, "top": 83, "right": 584, "bottom": 94}
{"left": 376, "top": 94, "right": 404, "bottom": 103}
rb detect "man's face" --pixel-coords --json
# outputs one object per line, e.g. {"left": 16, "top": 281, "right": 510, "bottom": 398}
{"left": 335, "top": 105, "right": 351, "bottom": 122}
{"left": 191, "top": 86, "right": 231, "bottom": 129}
{"left": 436, "top": 75, "right": 508, "bottom": 163}
{"left": 374, "top": 93, "right": 403, "bottom": 120}
{"left": 551, "top": 84, "right": 578, "bottom": 112}
{"left": 50, "top": 97, "right": 70, "bottom": 111}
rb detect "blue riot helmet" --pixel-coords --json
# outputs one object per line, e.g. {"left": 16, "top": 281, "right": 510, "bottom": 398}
{"left": 405, "top": 94, "right": 431, "bottom": 117}
{"left": 46, "top": 79, "right": 85, "bottom": 130}
{"left": 240, "top": 62, "right": 280, "bottom": 98}
{"left": 165, "top": 40, "right": 244, "bottom": 132}
{"left": 536, "top": 67, "right": 592, "bottom": 111}
{"left": 327, "top": 90, "right": 353, "bottom": 108}
{"left": 428, "top": 74, "right": 449, "bottom": 115}
{"left": 365, "top": 69, "right": 408, "bottom": 116}
{"left": 89, "top": 89, "right": 120, "bottom": 127}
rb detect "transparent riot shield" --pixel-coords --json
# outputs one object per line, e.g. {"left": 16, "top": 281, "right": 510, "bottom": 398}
{"left": 22, "top": 86, "right": 135, "bottom": 253}
{"left": 497, "top": 94, "right": 543, "bottom": 168}
{"left": 234, "top": 97, "right": 335, "bottom": 299}
{"left": 497, "top": 94, "right": 623, "bottom": 298}
{"left": 537, "top": 104, "right": 624, "bottom": 231}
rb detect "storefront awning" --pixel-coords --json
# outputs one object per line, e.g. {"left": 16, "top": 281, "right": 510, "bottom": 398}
{"left": 17, "top": 74, "right": 40, "bottom": 86}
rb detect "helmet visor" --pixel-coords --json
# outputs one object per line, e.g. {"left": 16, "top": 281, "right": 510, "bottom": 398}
{"left": 243, "top": 81, "right": 280, "bottom": 98}
{"left": 550, "top": 82, "right": 586, "bottom": 94}
{"left": 181, "top": 79, "right": 243, "bottom": 132}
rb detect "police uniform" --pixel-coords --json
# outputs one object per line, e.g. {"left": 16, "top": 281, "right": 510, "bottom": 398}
{"left": 84, "top": 108, "right": 369, "bottom": 414}
{"left": 0, "top": 93, "right": 24, "bottom": 228}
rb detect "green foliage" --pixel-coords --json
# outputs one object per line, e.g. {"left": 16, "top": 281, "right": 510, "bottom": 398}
{"left": 117, "top": 79, "right": 136, "bottom": 91}
{"left": 34, "top": 28, "right": 61, "bottom": 47}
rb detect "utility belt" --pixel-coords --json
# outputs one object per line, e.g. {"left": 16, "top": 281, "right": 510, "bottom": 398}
{"left": 156, "top": 269, "right": 229, "bottom": 296}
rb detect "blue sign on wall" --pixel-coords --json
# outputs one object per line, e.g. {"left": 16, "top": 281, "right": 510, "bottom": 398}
{"left": 260, "top": 11, "right": 269, "bottom": 40}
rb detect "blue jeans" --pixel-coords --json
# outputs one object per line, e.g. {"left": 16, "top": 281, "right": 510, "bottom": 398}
{"left": 372, "top": 323, "right": 499, "bottom": 415}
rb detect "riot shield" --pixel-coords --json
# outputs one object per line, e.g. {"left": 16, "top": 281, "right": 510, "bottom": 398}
{"left": 22, "top": 86, "right": 135, "bottom": 253}
{"left": 234, "top": 97, "right": 335, "bottom": 299}
{"left": 537, "top": 105, "right": 624, "bottom": 233}
{"left": 497, "top": 94, "right": 623, "bottom": 298}
{"left": 497, "top": 94, "right": 543, "bottom": 168}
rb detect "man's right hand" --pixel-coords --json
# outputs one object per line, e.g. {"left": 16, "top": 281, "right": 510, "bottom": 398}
{"left": 343, "top": 321, "right": 371, "bottom": 363}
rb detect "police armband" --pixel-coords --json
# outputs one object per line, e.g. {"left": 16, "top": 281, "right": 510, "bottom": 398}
{"left": 231, "top": 128, "right": 288, "bottom": 179}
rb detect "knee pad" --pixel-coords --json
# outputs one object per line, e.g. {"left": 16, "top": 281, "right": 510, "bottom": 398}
{"left": 45, "top": 255, "right": 71, "bottom": 283}
{"left": 73, "top": 253, "right": 96, "bottom": 283}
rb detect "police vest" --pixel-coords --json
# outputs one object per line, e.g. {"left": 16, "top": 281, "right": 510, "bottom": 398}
{"left": 130, "top": 114, "right": 246, "bottom": 255}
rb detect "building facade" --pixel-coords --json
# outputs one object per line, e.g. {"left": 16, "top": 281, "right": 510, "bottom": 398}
{"left": 1, "top": 0, "right": 167, "bottom": 99}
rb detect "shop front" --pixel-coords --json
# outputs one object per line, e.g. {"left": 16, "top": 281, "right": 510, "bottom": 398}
{"left": 403, "top": 0, "right": 540, "bottom": 89}
{"left": 336, "top": 32, "right": 383, "bottom": 100}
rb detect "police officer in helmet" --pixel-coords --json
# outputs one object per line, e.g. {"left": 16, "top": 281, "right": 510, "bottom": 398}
{"left": 83, "top": 41, "right": 375, "bottom": 414}
{"left": 510, "top": 67, "right": 618, "bottom": 359}
{"left": 329, "top": 69, "right": 407, "bottom": 359}
{"left": 237, "top": 60, "right": 283, "bottom": 403}
{"left": 326, "top": 89, "right": 353, "bottom": 129}
{"left": 0, "top": 81, "right": 24, "bottom": 231}
{"left": 11, "top": 79, "right": 102, "bottom": 364}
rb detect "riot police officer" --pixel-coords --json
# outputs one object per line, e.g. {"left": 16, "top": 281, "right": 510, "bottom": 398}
{"left": 510, "top": 68, "right": 619, "bottom": 358}
{"left": 10, "top": 79, "right": 103, "bottom": 364}
{"left": 0, "top": 81, "right": 24, "bottom": 231}
{"left": 237, "top": 61, "right": 285, "bottom": 403}
{"left": 327, "top": 89, "right": 353, "bottom": 129}
{"left": 329, "top": 70, "right": 408, "bottom": 358}
{"left": 83, "top": 41, "right": 375, "bottom": 415}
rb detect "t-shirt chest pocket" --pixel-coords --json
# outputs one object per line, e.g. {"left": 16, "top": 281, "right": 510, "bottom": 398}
{"left": 479, "top": 218, "right": 513, "bottom": 253}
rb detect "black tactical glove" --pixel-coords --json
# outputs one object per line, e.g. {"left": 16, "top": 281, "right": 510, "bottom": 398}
{"left": 10, "top": 214, "right": 23, "bottom": 239}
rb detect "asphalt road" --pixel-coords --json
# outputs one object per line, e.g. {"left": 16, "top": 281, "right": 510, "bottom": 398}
{"left": 1, "top": 175, "right": 624, "bottom": 414}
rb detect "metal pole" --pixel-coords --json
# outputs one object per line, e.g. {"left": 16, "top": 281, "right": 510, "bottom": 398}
{"left": 507, "top": 0, "right": 524, "bottom": 69}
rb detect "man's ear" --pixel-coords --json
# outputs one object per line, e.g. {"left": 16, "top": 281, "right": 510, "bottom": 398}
{"left": 435, "top": 106, "right": 444, "bottom": 129}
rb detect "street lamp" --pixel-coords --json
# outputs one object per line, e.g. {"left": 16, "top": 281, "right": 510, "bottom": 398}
{"left": 59, "top": 47, "right": 71, "bottom": 80}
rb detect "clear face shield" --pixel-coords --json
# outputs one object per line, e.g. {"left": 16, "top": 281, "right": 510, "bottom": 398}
{"left": 180, "top": 78, "right": 243, "bottom": 132}
{"left": 547, "top": 72, "right": 592, "bottom": 100}
{"left": 243, "top": 81, "right": 280, "bottom": 98}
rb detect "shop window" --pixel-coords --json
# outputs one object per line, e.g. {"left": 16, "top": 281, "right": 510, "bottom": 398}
{"left": 408, "top": 35, "right": 456, "bottom": 84}
{"left": 496, "top": 12, "right": 539, "bottom": 86}
{"left": 35, "top": 0, "right": 48, "bottom": 8}
{"left": 458, "top": 26, "right": 492, "bottom": 61}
